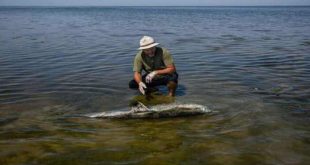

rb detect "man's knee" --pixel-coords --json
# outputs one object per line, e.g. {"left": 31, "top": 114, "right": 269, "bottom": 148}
{"left": 129, "top": 80, "right": 138, "bottom": 89}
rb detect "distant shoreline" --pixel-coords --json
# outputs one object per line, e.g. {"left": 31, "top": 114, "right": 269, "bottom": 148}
{"left": 0, "top": 5, "right": 309, "bottom": 8}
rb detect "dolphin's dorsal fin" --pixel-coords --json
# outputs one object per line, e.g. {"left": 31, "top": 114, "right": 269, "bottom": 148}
{"left": 137, "top": 101, "right": 151, "bottom": 111}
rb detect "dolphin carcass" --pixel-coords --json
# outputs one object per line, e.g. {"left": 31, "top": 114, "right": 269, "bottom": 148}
{"left": 86, "top": 102, "right": 211, "bottom": 119}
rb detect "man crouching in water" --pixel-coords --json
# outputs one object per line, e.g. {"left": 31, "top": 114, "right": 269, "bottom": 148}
{"left": 129, "top": 36, "right": 178, "bottom": 96}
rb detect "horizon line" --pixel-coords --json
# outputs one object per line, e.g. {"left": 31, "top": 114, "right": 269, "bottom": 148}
{"left": 1, "top": 5, "right": 310, "bottom": 7}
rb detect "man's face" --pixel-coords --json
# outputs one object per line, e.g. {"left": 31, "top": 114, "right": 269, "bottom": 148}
{"left": 143, "top": 47, "right": 156, "bottom": 57}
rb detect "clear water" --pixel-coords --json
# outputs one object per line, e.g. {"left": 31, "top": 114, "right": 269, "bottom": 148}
{"left": 0, "top": 6, "right": 309, "bottom": 164}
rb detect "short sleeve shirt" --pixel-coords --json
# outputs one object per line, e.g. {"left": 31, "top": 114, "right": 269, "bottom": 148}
{"left": 133, "top": 47, "right": 174, "bottom": 73}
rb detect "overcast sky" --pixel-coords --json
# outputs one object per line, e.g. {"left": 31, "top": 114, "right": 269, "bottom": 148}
{"left": 0, "top": 0, "right": 309, "bottom": 6}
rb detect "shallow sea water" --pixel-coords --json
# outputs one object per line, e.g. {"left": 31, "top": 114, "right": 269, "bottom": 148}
{"left": 0, "top": 6, "right": 310, "bottom": 164}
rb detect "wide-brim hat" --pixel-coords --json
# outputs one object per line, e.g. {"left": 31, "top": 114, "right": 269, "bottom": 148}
{"left": 138, "top": 36, "right": 160, "bottom": 50}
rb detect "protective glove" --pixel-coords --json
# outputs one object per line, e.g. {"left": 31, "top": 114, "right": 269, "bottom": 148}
{"left": 145, "top": 71, "right": 157, "bottom": 83}
{"left": 138, "top": 82, "right": 147, "bottom": 95}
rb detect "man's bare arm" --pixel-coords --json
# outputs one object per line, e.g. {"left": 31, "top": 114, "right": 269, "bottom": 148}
{"left": 155, "top": 64, "right": 176, "bottom": 75}
{"left": 134, "top": 71, "right": 143, "bottom": 83}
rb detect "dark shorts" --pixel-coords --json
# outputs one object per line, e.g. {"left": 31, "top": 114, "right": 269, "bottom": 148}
{"left": 129, "top": 72, "right": 178, "bottom": 89}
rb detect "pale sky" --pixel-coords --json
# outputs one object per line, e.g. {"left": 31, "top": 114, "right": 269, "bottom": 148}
{"left": 0, "top": 0, "right": 309, "bottom": 6}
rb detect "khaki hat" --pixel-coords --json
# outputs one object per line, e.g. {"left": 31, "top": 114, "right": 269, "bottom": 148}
{"left": 138, "top": 36, "right": 159, "bottom": 50}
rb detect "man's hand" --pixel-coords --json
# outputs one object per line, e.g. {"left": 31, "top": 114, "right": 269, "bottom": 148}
{"left": 138, "top": 82, "right": 147, "bottom": 95}
{"left": 146, "top": 71, "right": 157, "bottom": 83}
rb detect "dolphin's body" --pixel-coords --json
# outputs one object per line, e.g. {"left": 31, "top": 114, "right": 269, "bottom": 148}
{"left": 86, "top": 102, "right": 211, "bottom": 119}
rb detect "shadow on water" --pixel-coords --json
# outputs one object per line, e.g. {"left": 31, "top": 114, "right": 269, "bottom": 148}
{"left": 130, "top": 93, "right": 175, "bottom": 106}
{"left": 290, "top": 109, "right": 310, "bottom": 118}
{"left": 153, "top": 83, "right": 187, "bottom": 97}
{"left": 301, "top": 40, "right": 310, "bottom": 46}
{"left": 129, "top": 84, "right": 187, "bottom": 106}
{"left": 0, "top": 117, "right": 19, "bottom": 127}
{"left": 176, "top": 84, "right": 187, "bottom": 96}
